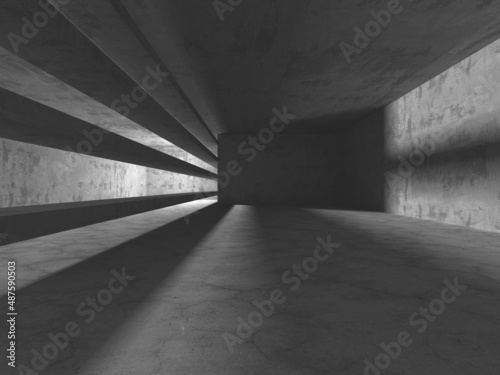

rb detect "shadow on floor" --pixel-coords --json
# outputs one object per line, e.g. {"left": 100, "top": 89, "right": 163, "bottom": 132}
{"left": 246, "top": 205, "right": 500, "bottom": 374}
{"left": 3, "top": 203, "right": 232, "bottom": 374}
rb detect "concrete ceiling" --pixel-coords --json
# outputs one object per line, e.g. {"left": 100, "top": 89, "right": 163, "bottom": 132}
{"left": 1, "top": 0, "right": 500, "bottom": 165}
{"left": 122, "top": 0, "right": 500, "bottom": 134}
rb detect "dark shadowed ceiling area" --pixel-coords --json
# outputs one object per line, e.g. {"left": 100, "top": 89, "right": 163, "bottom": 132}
{"left": 1, "top": 0, "right": 500, "bottom": 167}
{"left": 144, "top": 0, "right": 500, "bottom": 133}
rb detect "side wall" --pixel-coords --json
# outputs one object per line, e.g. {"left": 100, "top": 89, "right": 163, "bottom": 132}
{"left": 219, "top": 134, "right": 339, "bottom": 205}
{"left": 339, "top": 39, "right": 500, "bottom": 233}
{"left": 0, "top": 140, "right": 217, "bottom": 207}
{"left": 384, "top": 40, "right": 500, "bottom": 232}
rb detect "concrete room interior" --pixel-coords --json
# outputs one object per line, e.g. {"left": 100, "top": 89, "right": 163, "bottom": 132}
{"left": 0, "top": 0, "right": 499, "bottom": 374}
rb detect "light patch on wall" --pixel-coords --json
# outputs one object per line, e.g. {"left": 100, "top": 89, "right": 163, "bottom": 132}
{"left": 0, "top": 138, "right": 217, "bottom": 207}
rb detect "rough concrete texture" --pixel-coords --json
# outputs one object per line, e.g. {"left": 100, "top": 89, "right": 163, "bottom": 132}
{"left": 118, "top": 0, "right": 500, "bottom": 134}
{"left": 0, "top": 9, "right": 217, "bottom": 166}
{"left": 0, "top": 86, "right": 216, "bottom": 180}
{"left": 1, "top": 203, "right": 499, "bottom": 374}
{"left": 0, "top": 139, "right": 217, "bottom": 208}
{"left": 158, "top": 145, "right": 217, "bottom": 175}
{"left": 218, "top": 134, "right": 338, "bottom": 205}
{"left": 336, "top": 39, "right": 500, "bottom": 233}
{"left": 384, "top": 39, "right": 500, "bottom": 233}
{"left": 0, "top": 46, "right": 173, "bottom": 152}
{"left": 4, "top": 0, "right": 499, "bottom": 141}
{"left": 44, "top": 0, "right": 218, "bottom": 155}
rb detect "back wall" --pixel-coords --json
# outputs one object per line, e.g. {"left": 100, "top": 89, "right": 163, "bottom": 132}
{"left": 218, "top": 134, "right": 339, "bottom": 205}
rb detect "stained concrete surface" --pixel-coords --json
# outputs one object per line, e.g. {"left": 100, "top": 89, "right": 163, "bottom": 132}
{"left": 2, "top": 202, "right": 499, "bottom": 374}
{"left": 0, "top": 88, "right": 217, "bottom": 180}
{"left": 338, "top": 38, "right": 500, "bottom": 233}
{"left": 384, "top": 38, "right": 500, "bottom": 233}
{"left": 0, "top": 139, "right": 217, "bottom": 208}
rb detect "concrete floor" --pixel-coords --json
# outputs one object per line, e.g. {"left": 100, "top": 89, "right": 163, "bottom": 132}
{"left": 2, "top": 200, "right": 500, "bottom": 375}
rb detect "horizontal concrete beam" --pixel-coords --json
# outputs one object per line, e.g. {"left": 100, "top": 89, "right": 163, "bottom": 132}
{"left": 0, "top": 7, "right": 217, "bottom": 167}
{"left": 115, "top": 0, "right": 228, "bottom": 136}
{"left": 0, "top": 87, "right": 218, "bottom": 180}
{"left": 49, "top": 0, "right": 218, "bottom": 155}
{"left": 0, "top": 192, "right": 217, "bottom": 245}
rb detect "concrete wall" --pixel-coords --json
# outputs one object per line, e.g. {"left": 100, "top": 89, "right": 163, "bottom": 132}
{"left": 219, "top": 134, "right": 339, "bottom": 205}
{"left": 337, "top": 110, "right": 386, "bottom": 212}
{"left": 384, "top": 39, "right": 500, "bottom": 232}
{"left": 0, "top": 139, "right": 217, "bottom": 207}
{"left": 339, "top": 39, "right": 500, "bottom": 233}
